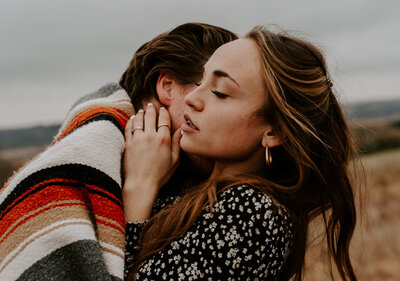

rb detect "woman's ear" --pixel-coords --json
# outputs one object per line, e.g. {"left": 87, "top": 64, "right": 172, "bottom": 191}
{"left": 156, "top": 73, "right": 174, "bottom": 106}
{"left": 261, "top": 129, "right": 283, "bottom": 148}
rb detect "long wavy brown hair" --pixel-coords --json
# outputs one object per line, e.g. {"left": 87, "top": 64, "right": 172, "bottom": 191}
{"left": 127, "top": 26, "right": 358, "bottom": 281}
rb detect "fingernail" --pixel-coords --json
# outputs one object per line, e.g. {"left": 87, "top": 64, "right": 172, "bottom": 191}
{"left": 147, "top": 103, "right": 153, "bottom": 107}
{"left": 130, "top": 115, "right": 135, "bottom": 119}
{"left": 138, "top": 109, "right": 144, "bottom": 113}
{"left": 160, "top": 106, "right": 166, "bottom": 110}
{"left": 180, "top": 129, "right": 184, "bottom": 135}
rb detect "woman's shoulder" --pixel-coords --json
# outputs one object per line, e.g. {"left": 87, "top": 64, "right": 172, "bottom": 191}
{"left": 216, "top": 185, "right": 291, "bottom": 215}
{"left": 211, "top": 184, "right": 294, "bottom": 235}
{"left": 200, "top": 184, "right": 294, "bottom": 271}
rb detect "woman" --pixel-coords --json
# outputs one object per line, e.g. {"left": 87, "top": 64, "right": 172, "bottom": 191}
{"left": 123, "top": 26, "right": 358, "bottom": 280}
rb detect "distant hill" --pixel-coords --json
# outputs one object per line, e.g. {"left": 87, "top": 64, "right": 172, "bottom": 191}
{"left": 0, "top": 124, "right": 60, "bottom": 150}
{"left": 346, "top": 98, "right": 400, "bottom": 120}
{"left": 0, "top": 98, "right": 399, "bottom": 150}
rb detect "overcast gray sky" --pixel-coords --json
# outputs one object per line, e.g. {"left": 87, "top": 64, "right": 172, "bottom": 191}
{"left": 0, "top": 0, "right": 399, "bottom": 129}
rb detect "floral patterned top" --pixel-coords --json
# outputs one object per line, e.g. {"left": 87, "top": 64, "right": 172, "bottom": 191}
{"left": 124, "top": 185, "right": 294, "bottom": 280}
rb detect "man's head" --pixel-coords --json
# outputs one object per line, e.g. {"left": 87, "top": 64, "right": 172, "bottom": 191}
{"left": 119, "top": 23, "right": 237, "bottom": 176}
{"left": 119, "top": 22, "right": 238, "bottom": 131}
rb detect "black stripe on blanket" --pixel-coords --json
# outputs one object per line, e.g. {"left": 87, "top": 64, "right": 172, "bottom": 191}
{"left": 0, "top": 164, "right": 122, "bottom": 218}
{"left": 17, "top": 239, "right": 122, "bottom": 281}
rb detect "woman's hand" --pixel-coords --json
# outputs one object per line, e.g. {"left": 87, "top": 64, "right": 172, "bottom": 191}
{"left": 122, "top": 104, "right": 181, "bottom": 221}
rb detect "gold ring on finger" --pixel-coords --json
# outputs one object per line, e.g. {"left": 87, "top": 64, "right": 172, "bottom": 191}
{"left": 157, "top": 124, "right": 170, "bottom": 130}
{"left": 131, "top": 127, "right": 143, "bottom": 134}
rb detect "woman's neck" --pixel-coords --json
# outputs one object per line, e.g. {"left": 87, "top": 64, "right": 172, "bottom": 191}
{"left": 208, "top": 154, "right": 265, "bottom": 181}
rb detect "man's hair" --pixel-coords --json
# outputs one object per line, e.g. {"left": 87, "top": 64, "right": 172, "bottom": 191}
{"left": 119, "top": 22, "right": 238, "bottom": 109}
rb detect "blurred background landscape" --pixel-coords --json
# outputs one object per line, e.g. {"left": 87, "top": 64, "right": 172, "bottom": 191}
{"left": 1, "top": 96, "right": 399, "bottom": 281}
{"left": 1, "top": 0, "right": 399, "bottom": 280}
{"left": 304, "top": 100, "right": 400, "bottom": 280}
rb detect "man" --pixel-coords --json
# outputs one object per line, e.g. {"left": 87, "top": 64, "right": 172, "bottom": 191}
{"left": 0, "top": 23, "right": 237, "bottom": 281}
{"left": 121, "top": 23, "right": 237, "bottom": 180}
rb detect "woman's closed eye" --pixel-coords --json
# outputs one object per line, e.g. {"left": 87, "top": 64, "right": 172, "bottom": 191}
{"left": 211, "top": 90, "right": 228, "bottom": 99}
{"left": 194, "top": 81, "right": 228, "bottom": 99}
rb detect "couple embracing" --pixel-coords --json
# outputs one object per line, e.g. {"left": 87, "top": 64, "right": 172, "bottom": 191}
{"left": 0, "top": 22, "right": 358, "bottom": 281}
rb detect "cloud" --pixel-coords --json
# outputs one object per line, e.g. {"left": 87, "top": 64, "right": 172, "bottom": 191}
{"left": 0, "top": 0, "right": 399, "bottom": 128}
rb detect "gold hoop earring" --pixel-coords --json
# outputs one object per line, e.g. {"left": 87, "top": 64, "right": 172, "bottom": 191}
{"left": 265, "top": 145, "right": 272, "bottom": 166}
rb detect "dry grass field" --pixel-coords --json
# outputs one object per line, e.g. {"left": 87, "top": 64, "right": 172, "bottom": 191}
{"left": 304, "top": 149, "right": 400, "bottom": 280}
{"left": 0, "top": 146, "right": 45, "bottom": 185}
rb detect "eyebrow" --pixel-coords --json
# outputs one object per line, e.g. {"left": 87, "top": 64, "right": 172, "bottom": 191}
{"left": 213, "top": 70, "right": 240, "bottom": 87}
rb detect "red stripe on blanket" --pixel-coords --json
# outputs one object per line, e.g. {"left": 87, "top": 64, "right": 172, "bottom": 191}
{"left": 96, "top": 217, "right": 125, "bottom": 235}
{"left": 0, "top": 200, "right": 87, "bottom": 245}
{"left": 0, "top": 182, "right": 87, "bottom": 237}
{"left": 0, "top": 179, "right": 78, "bottom": 221}
{"left": 88, "top": 192, "right": 125, "bottom": 233}
{"left": 87, "top": 184, "right": 121, "bottom": 207}
{"left": 0, "top": 181, "right": 123, "bottom": 239}
{"left": 53, "top": 107, "right": 130, "bottom": 144}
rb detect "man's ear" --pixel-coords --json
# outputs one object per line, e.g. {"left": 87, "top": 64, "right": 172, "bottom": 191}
{"left": 156, "top": 73, "right": 174, "bottom": 106}
{"left": 261, "top": 128, "right": 283, "bottom": 148}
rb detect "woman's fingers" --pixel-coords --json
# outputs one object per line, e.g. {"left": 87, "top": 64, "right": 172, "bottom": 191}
{"left": 131, "top": 106, "right": 171, "bottom": 137}
{"left": 157, "top": 107, "right": 171, "bottom": 134}
{"left": 132, "top": 109, "right": 144, "bottom": 135}
{"left": 125, "top": 114, "right": 135, "bottom": 142}
{"left": 124, "top": 105, "right": 179, "bottom": 189}
{"left": 144, "top": 103, "right": 157, "bottom": 133}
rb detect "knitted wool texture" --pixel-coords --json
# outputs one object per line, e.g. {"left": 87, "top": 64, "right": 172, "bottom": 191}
{"left": 0, "top": 83, "right": 134, "bottom": 281}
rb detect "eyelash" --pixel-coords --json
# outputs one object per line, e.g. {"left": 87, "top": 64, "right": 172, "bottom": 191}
{"left": 211, "top": 90, "right": 228, "bottom": 99}
{"left": 195, "top": 82, "right": 228, "bottom": 99}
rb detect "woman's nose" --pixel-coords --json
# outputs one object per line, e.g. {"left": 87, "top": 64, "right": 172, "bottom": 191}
{"left": 184, "top": 86, "right": 204, "bottom": 111}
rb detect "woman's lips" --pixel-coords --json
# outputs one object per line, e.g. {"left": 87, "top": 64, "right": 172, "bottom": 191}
{"left": 182, "top": 113, "right": 199, "bottom": 132}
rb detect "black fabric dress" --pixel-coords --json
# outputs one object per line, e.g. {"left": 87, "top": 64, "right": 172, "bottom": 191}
{"left": 125, "top": 185, "right": 294, "bottom": 280}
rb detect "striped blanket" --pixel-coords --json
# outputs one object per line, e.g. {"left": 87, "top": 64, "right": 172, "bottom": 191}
{"left": 0, "top": 83, "right": 134, "bottom": 281}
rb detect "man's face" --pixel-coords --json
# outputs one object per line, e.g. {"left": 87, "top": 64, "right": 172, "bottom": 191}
{"left": 168, "top": 83, "right": 214, "bottom": 177}
{"left": 168, "top": 83, "right": 196, "bottom": 133}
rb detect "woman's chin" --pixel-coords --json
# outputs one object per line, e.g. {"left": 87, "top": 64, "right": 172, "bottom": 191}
{"left": 180, "top": 142, "right": 195, "bottom": 155}
{"left": 180, "top": 136, "right": 214, "bottom": 159}
{"left": 180, "top": 140, "right": 203, "bottom": 157}
{"left": 179, "top": 137, "right": 193, "bottom": 152}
